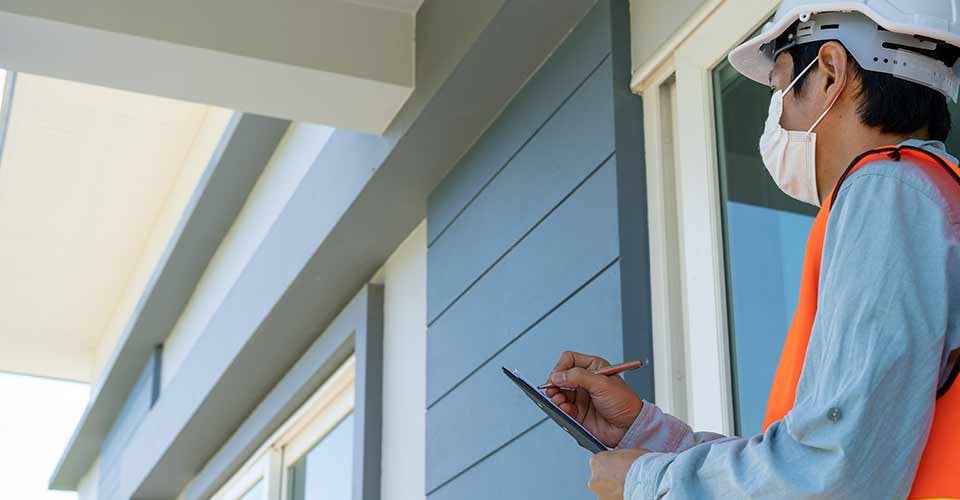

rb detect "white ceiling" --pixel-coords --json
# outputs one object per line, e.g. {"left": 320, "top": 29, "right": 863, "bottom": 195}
{"left": 0, "top": 72, "right": 224, "bottom": 382}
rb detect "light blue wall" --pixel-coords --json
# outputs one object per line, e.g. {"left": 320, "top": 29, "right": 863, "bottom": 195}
{"left": 425, "top": 2, "right": 632, "bottom": 496}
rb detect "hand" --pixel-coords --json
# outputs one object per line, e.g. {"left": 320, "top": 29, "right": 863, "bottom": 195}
{"left": 589, "top": 448, "right": 649, "bottom": 500}
{"left": 545, "top": 351, "right": 643, "bottom": 447}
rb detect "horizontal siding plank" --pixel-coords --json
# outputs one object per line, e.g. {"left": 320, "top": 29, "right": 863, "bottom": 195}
{"left": 426, "top": 0, "right": 612, "bottom": 245}
{"left": 427, "top": 58, "right": 615, "bottom": 323}
{"left": 426, "top": 262, "right": 623, "bottom": 491}
{"left": 427, "top": 419, "right": 595, "bottom": 499}
{"left": 427, "top": 159, "right": 620, "bottom": 405}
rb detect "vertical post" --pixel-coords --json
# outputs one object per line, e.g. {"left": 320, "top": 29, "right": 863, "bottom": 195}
{"left": 150, "top": 345, "right": 163, "bottom": 408}
{"left": 354, "top": 284, "right": 384, "bottom": 500}
{"left": 609, "top": 0, "right": 656, "bottom": 400}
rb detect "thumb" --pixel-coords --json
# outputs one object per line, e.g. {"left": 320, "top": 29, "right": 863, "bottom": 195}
{"left": 551, "top": 367, "right": 609, "bottom": 393}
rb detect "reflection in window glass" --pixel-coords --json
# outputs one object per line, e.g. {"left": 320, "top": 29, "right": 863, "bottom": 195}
{"left": 714, "top": 59, "right": 816, "bottom": 436}
{"left": 287, "top": 413, "right": 354, "bottom": 500}
{"left": 239, "top": 480, "right": 264, "bottom": 500}
{"left": 944, "top": 103, "right": 960, "bottom": 154}
{"left": 714, "top": 56, "right": 960, "bottom": 436}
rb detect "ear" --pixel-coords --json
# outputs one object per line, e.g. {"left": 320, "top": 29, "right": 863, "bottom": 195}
{"left": 816, "top": 42, "right": 849, "bottom": 101}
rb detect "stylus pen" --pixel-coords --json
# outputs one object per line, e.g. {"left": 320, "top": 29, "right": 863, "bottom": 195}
{"left": 537, "top": 360, "right": 647, "bottom": 390}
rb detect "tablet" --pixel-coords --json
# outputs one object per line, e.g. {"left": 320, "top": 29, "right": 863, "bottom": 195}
{"left": 502, "top": 366, "right": 610, "bottom": 454}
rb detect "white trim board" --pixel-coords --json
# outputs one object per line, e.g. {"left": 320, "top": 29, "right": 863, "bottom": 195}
{"left": 636, "top": 0, "right": 781, "bottom": 435}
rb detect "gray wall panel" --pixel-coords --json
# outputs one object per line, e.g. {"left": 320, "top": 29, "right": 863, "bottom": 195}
{"left": 612, "top": 0, "right": 656, "bottom": 398}
{"left": 427, "top": 57, "right": 615, "bottom": 323}
{"left": 427, "top": 419, "right": 594, "bottom": 500}
{"left": 425, "top": 2, "right": 654, "bottom": 498}
{"left": 427, "top": 158, "right": 619, "bottom": 405}
{"left": 426, "top": 1, "right": 612, "bottom": 246}
{"left": 426, "top": 263, "right": 623, "bottom": 492}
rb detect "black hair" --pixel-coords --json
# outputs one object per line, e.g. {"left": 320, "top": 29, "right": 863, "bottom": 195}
{"left": 786, "top": 40, "right": 952, "bottom": 142}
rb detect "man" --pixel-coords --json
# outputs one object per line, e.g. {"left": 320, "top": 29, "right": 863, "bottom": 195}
{"left": 547, "top": 1, "right": 960, "bottom": 498}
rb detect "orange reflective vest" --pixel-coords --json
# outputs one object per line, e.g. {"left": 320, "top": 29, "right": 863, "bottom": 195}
{"left": 762, "top": 145, "right": 960, "bottom": 499}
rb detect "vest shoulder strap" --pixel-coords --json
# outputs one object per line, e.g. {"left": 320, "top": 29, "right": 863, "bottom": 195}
{"left": 830, "top": 145, "right": 960, "bottom": 208}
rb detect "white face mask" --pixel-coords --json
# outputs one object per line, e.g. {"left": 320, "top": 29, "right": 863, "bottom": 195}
{"left": 759, "top": 56, "right": 845, "bottom": 207}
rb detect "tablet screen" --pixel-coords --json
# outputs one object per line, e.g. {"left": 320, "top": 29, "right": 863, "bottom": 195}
{"left": 502, "top": 366, "right": 610, "bottom": 454}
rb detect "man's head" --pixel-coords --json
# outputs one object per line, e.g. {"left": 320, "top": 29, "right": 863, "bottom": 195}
{"left": 730, "top": 2, "right": 960, "bottom": 142}
{"left": 770, "top": 35, "right": 954, "bottom": 142}
{"left": 730, "top": 2, "right": 960, "bottom": 205}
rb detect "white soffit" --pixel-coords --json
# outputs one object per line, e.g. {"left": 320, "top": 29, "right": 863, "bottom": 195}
{"left": 0, "top": 72, "right": 221, "bottom": 382}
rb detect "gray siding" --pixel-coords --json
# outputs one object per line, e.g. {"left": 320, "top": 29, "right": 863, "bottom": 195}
{"left": 425, "top": 2, "right": 638, "bottom": 497}
{"left": 99, "top": 347, "right": 161, "bottom": 500}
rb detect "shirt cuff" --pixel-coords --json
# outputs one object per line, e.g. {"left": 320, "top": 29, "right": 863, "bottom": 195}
{"left": 624, "top": 451, "right": 676, "bottom": 500}
{"left": 616, "top": 400, "right": 684, "bottom": 452}
{"left": 616, "top": 400, "right": 657, "bottom": 449}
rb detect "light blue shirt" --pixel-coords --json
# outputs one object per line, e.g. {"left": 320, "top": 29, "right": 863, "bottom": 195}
{"left": 618, "top": 139, "right": 960, "bottom": 499}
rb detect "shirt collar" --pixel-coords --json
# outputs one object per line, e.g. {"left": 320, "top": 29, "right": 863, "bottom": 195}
{"left": 899, "top": 138, "right": 959, "bottom": 165}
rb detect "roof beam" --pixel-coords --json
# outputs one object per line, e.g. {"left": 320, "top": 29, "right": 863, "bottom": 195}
{"left": 0, "top": 0, "right": 414, "bottom": 134}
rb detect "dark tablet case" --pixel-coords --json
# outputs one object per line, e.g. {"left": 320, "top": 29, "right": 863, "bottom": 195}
{"left": 502, "top": 366, "right": 610, "bottom": 454}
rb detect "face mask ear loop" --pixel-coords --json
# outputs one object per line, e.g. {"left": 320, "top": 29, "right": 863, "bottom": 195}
{"left": 784, "top": 56, "right": 821, "bottom": 95}
{"left": 806, "top": 76, "right": 846, "bottom": 134}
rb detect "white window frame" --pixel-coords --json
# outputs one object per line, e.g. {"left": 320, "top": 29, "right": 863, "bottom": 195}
{"left": 210, "top": 452, "right": 279, "bottom": 500}
{"left": 632, "top": 0, "right": 781, "bottom": 435}
{"left": 212, "top": 356, "right": 356, "bottom": 500}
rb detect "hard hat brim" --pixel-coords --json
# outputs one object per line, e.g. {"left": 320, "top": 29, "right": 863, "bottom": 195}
{"left": 728, "top": 15, "right": 797, "bottom": 88}
{"left": 728, "top": 3, "right": 960, "bottom": 89}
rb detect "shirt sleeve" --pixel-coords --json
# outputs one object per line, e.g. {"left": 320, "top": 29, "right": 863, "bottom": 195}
{"left": 615, "top": 401, "right": 729, "bottom": 453}
{"left": 624, "top": 166, "right": 955, "bottom": 499}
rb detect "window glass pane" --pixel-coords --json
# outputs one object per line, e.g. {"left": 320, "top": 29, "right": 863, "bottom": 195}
{"left": 713, "top": 58, "right": 816, "bottom": 436}
{"left": 239, "top": 480, "right": 264, "bottom": 500}
{"left": 944, "top": 104, "right": 960, "bottom": 153}
{"left": 714, "top": 57, "right": 960, "bottom": 437}
{"left": 287, "top": 413, "right": 354, "bottom": 500}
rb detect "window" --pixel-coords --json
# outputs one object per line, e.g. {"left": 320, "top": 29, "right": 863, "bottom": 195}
{"left": 212, "top": 357, "right": 355, "bottom": 500}
{"left": 191, "top": 284, "right": 382, "bottom": 500}
{"left": 713, "top": 57, "right": 815, "bottom": 435}
{"left": 636, "top": 0, "right": 783, "bottom": 434}
{"left": 211, "top": 452, "right": 276, "bottom": 500}
{"left": 946, "top": 105, "right": 960, "bottom": 154}
{"left": 637, "top": 0, "right": 960, "bottom": 437}
{"left": 286, "top": 414, "right": 354, "bottom": 500}
{"left": 239, "top": 481, "right": 265, "bottom": 500}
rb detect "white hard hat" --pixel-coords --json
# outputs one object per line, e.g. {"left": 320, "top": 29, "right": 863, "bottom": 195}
{"left": 728, "top": 0, "right": 960, "bottom": 101}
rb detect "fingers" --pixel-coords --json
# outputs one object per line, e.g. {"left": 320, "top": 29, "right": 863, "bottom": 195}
{"left": 548, "top": 389, "right": 580, "bottom": 418}
{"left": 550, "top": 366, "right": 611, "bottom": 394}
{"left": 545, "top": 351, "right": 610, "bottom": 393}
{"left": 550, "top": 391, "right": 576, "bottom": 407}
{"left": 551, "top": 351, "right": 611, "bottom": 375}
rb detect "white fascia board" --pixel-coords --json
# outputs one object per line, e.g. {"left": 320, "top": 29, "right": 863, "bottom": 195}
{"left": 0, "top": 1, "right": 414, "bottom": 134}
